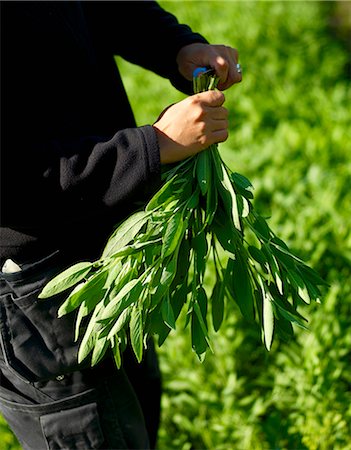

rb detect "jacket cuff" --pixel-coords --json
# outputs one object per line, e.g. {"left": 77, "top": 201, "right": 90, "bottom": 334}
{"left": 138, "top": 125, "right": 162, "bottom": 194}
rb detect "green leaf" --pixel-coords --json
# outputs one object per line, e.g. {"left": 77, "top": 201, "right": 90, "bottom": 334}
{"left": 150, "top": 256, "right": 178, "bottom": 309}
{"left": 251, "top": 215, "right": 272, "bottom": 241}
{"left": 147, "top": 303, "right": 172, "bottom": 346}
{"left": 100, "top": 279, "right": 143, "bottom": 321}
{"left": 39, "top": 262, "right": 93, "bottom": 298}
{"left": 193, "top": 289, "right": 212, "bottom": 353}
{"left": 77, "top": 305, "right": 104, "bottom": 364}
{"left": 230, "top": 172, "right": 254, "bottom": 199}
{"left": 196, "top": 149, "right": 211, "bottom": 195}
{"left": 130, "top": 305, "right": 144, "bottom": 362}
{"left": 104, "top": 260, "right": 123, "bottom": 290}
{"left": 230, "top": 256, "right": 255, "bottom": 321}
{"left": 75, "top": 300, "right": 88, "bottom": 341}
{"left": 192, "top": 231, "right": 208, "bottom": 277}
{"left": 286, "top": 268, "right": 306, "bottom": 289}
{"left": 161, "top": 294, "right": 176, "bottom": 330}
{"left": 160, "top": 256, "right": 177, "bottom": 287}
{"left": 205, "top": 163, "right": 218, "bottom": 227}
{"left": 186, "top": 188, "right": 200, "bottom": 210}
{"left": 212, "top": 149, "right": 241, "bottom": 231}
{"left": 111, "top": 339, "right": 122, "bottom": 369}
{"left": 102, "top": 211, "right": 149, "bottom": 258}
{"left": 171, "top": 238, "right": 191, "bottom": 288}
{"left": 236, "top": 195, "right": 250, "bottom": 218}
{"left": 78, "top": 334, "right": 96, "bottom": 364}
{"left": 263, "top": 293, "right": 274, "bottom": 351}
{"left": 211, "top": 280, "right": 225, "bottom": 332}
{"left": 270, "top": 244, "right": 297, "bottom": 270}
{"left": 298, "top": 264, "right": 329, "bottom": 287}
{"left": 196, "top": 287, "right": 208, "bottom": 331}
{"left": 58, "top": 269, "right": 108, "bottom": 317}
{"left": 107, "top": 306, "right": 132, "bottom": 340}
{"left": 248, "top": 245, "right": 268, "bottom": 270}
{"left": 261, "top": 244, "right": 285, "bottom": 294}
{"left": 212, "top": 212, "right": 238, "bottom": 253}
{"left": 161, "top": 212, "right": 185, "bottom": 258}
{"left": 275, "top": 314, "right": 294, "bottom": 342}
{"left": 272, "top": 295, "right": 308, "bottom": 328}
{"left": 169, "top": 282, "right": 188, "bottom": 321}
{"left": 303, "top": 278, "right": 322, "bottom": 302}
{"left": 191, "top": 312, "right": 208, "bottom": 361}
{"left": 146, "top": 175, "right": 177, "bottom": 211}
{"left": 108, "top": 238, "right": 162, "bottom": 259}
{"left": 91, "top": 335, "right": 109, "bottom": 366}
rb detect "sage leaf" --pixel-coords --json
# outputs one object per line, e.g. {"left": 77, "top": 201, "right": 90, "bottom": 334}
{"left": 91, "top": 335, "right": 109, "bottom": 366}
{"left": 231, "top": 257, "right": 255, "bottom": 321}
{"left": 161, "top": 294, "right": 176, "bottom": 330}
{"left": 112, "top": 339, "right": 122, "bottom": 369}
{"left": 213, "top": 149, "right": 241, "bottom": 231}
{"left": 263, "top": 293, "right": 274, "bottom": 351}
{"left": 162, "top": 212, "right": 185, "bottom": 258}
{"left": 191, "top": 313, "right": 208, "bottom": 360}
{"left": 248, "top": 245, "right": 267, "bottom": 268}
{"left": 230, "top": 172, "right": 254, "bottom": 199}
{"left": 275, "top": 315, "right": 294, "bottom": 341}
{"left": 58, "top": 269, "right": 108, "bottom": 317}
{"left": 211, "top": 280, "right": 225, "bottom": 332}
{"left": 100, "top": 279, "right": 142, "bottom": 321}
{"left": 251, "top": 216, "right": 272, "bottom": 241}
{"left": 130, "top": 305, "right": 144, "bottom": 362}
{"left": 196, "top": 149, "right": 211, "bottom": 195}
{"left": 273, "top": 295, "right": 308, "bottom": 328}
{"left": 298, "top": 264, "right": 329, "bottom": 287}
{"left": 192, "top": 231, "right": 208, "bottom": 277}
{"left": 102, "top": 211, "right": 149, "bottom": 258}
{"left": 75, "top": 300, "right": 88, "bottom": 342}
{"left": 77, "top": 306, "right": 103, "bottom": 364}
{"left": 146, "top": 176, "right": 176, "bottom": 211}
{"left": 39, "top": 262, "right": 93, "bottom": 298}
{"left": 107, "top": 306, "right": 132, "bottom": 340}
{"left": 212, "top": 213, "right": 237, "bottom": 253}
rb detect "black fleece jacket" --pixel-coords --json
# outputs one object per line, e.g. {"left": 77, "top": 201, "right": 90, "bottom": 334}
{"left": 0, "top": 1, "right": 207, "bottom": 265}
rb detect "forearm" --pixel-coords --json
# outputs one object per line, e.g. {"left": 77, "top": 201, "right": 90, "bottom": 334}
{"left": 84, "top": 1, "right": 208, "bottom": 94}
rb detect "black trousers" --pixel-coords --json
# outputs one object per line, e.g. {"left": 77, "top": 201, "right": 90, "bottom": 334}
{"left": 0, "top": 251, "right": 161, "bottom": 449}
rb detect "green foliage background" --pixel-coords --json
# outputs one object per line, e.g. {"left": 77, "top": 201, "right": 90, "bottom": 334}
{"left": 1, "top": 1, "right": 350, "bottom": 449}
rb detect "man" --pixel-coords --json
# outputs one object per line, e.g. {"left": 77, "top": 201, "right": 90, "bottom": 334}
{"left": 0, "top": 1, "right": 241, "bottom": 448}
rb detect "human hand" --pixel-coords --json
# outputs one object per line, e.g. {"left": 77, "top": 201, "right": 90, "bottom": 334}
{"left": 153, "top": 90, "right": 228, "bottom": 165}
{"left": 176, "top": 43, "right": 242, "bottom": 91}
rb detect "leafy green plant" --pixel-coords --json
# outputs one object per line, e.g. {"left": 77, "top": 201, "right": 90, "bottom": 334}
{"left": 40, "top": 71, "right": 326, "bottom": 367}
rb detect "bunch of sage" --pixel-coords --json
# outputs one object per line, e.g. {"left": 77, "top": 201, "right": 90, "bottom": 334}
{"left": 40, "top": 70, "right": 327, "bottom": 367}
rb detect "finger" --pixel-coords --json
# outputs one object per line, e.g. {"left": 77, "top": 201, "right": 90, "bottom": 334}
{"left": 210, "top": 128, "right": 229, "bottom": 144}
{"left": 210, "top": 118, "right": 229, "bottom": 131}
{"left": 198, "top": 90, "right": 225, "bottom": 107}
{"left": 217, "top": 47, "right": 242, "bottom": 90}
{"left": 209, "top": 106, "right": 228, "bottom": 120}
{"left": 213, "top": 52, "right": 230, "bottom": 86}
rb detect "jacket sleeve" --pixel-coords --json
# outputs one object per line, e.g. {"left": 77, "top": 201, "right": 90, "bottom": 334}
{"left": 3, "top": 126, "right": 161, "bottom": 228}
{"left": 84, "top": 1, "right": 209, "bottom": 94}
{"left": 1, "top": 2, "right": 161, "bottom": 230}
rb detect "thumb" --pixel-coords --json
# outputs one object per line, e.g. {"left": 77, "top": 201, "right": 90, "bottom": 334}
{"left": 198, "top": 90, "right": 225, "bottom": 107}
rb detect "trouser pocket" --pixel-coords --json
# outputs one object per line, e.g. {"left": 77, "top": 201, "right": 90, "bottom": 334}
{"left": 0, "top": 251, "right": 86, "bottom": 382}
{"left": 0, "top": 387, "right": 104, "bottom": 450}
{"left": 40, "top": 401, "right": 103, "bottom": 449}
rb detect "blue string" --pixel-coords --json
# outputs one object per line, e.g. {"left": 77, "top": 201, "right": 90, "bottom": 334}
{"left": 193, "top": 67, "right": 208, "bottom": 78}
